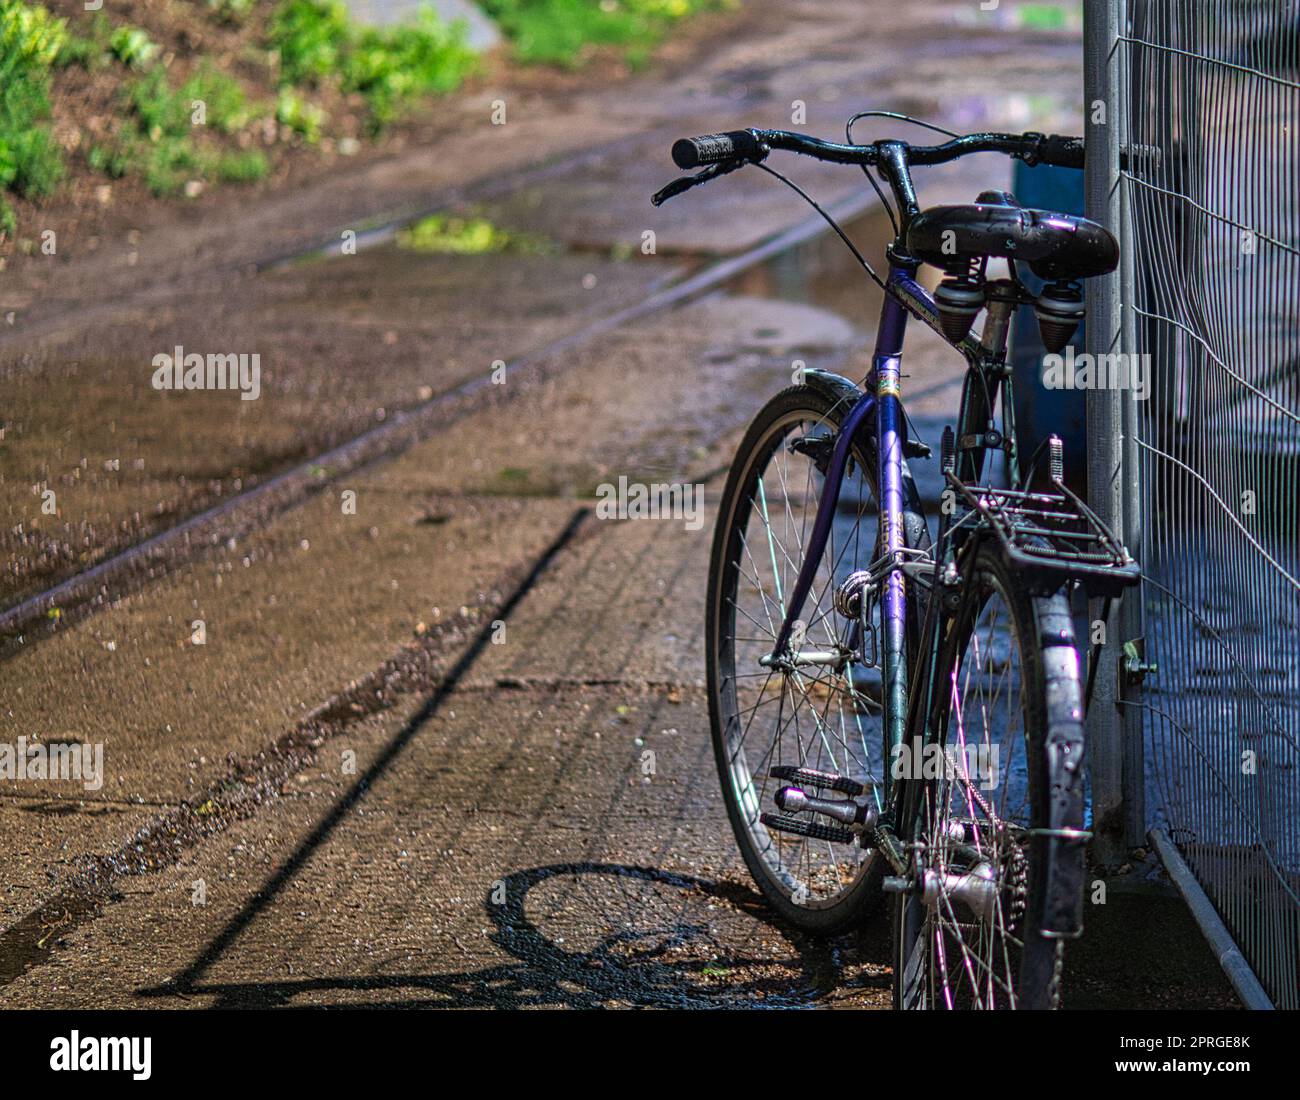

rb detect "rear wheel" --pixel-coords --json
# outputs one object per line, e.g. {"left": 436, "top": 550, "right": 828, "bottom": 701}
{"left": 893, "top": 541, "right": 1085, "bottom": 1008}
{"left": 706, "top": 384, "right": 929, "bottom": 936}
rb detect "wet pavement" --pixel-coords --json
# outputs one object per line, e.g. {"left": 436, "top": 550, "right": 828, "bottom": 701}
{"left": 0, "top": 0, "right": 1235, "bottom": 1008}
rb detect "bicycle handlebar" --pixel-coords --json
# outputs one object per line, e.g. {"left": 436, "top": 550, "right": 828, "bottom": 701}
{"left": 1036, "top": 133, "right": 1084, "bottom": 169}
{"left": 670, "top": 128, "right": 1086, "bottom": 171}
{"left": 654, "top": 126, "right": 1088, "bottom": 209}
{"left": 671, "top": 131, "right": 766, "bottom": 168}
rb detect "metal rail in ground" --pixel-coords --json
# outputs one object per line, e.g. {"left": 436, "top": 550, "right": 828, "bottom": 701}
{"left": 0, "top": 187, "right": 879, "bottom": 657}
{"left": 1148, "top": 828, "right": 1273, "bottom": 1010}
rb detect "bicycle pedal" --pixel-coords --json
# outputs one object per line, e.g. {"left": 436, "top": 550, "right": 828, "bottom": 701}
{"left": 775, "top": 785, "right": 878, "bottom": 830}
{"left": 760, "top": 812, "right": 856, "bottom": 845}
{"left": 768, "top": 765, "right": 866, "bottom": 796}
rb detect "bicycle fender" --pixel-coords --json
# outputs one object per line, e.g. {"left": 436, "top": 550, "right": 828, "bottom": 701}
{"left": 800, "top": 367, "right": 863, "bottom": 414}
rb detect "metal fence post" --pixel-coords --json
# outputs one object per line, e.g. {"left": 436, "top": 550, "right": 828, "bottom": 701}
{"left": 1114, "top": 4, "right": 1146, "bottom": 851}
{"left": 1097, "top": 0, "right": 1299, "bottom": 1009}
{"left": 1084, "top": 0, "right": 1131, "bottom": 865}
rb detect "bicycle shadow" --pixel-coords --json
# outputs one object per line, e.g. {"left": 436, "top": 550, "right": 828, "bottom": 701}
{"left": 140, "top": 862, "right": 890, "bottom": 1009}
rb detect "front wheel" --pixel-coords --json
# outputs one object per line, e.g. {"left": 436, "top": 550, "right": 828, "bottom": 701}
{"left": 705, "top": 384, "right": 929, "bottom": 936}
{"left": 893, "top": 541, "right": 1085, "bottom": 1009}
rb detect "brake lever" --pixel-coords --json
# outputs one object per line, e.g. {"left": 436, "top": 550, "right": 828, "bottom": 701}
{"left": 650, "top": 174, "right": 698, "bottom": 206}
{"left": 650, "top": 158, "right": 746, "bottom": 206}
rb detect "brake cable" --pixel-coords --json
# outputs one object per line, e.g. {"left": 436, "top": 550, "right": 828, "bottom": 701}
{"left": 751, "top": 160, "right": 889, "bottom": 293}
{"left": 845, "top": 110, "right": 962, "bottom": 237}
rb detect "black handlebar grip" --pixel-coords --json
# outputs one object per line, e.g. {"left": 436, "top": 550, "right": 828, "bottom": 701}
{"left": 672, "top": 130, "right": 763, "bottom": 169}
{"left": 1039, "top": 133, "right": 1085, "bottom": 169}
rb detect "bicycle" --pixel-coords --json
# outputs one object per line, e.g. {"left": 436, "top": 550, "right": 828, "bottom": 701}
{"left": 653, "top": 115, "right": 1140, "bottom": 1009}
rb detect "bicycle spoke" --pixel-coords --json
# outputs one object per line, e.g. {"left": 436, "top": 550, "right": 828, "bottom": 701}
{"left": 712, "top": 403, "right": 887, "bottom": 913}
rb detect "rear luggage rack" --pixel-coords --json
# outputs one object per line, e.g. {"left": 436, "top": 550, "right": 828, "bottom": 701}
{"left": 945, "top": 437, "right": 1140, "bottom": 596}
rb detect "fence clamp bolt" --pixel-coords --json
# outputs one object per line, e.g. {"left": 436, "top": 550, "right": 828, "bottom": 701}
{"left": 1120, "top": 638, "right": 1157, "bottom": 688}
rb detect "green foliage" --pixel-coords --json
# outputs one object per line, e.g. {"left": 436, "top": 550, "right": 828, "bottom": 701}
{"left": 183, "top": 65, "right": 258, "bottom": 133}
{"left": 109, "top": 25, "right": 160, "bottom": 69}
{"left": 267, "top": 1, "right": 476, "bottom": 131}
{"left": 268, "top": 0, "right": 349, "bottom": 84}
{"left": 128, "top": 61, "right": 261, "bottom": 139}
{"left": 206, "top": 0, "right": 257, "bottom": 26}
{"left": 54, "top": 11, "right": 111, "bottom": 69}
{"left": 0, "top": 126, "right": 62, "bottom": 195}
{"left": 119, "top": 67, "right": 271, "bottom": 194}
{"left": 214, "top": 148, "right": 268, "bottom": 182}
{"left": 140, "top": 134, "right": 202, "bottom": 194}
{"left": 0, "top": 0, "right": 64, "bottom": 68}
{"left": 128, "top": 65, "right": 192, "bottom": 140}
{"left": 133, "top": 135, "right": 268, "bottom": 196}
{"left": 0, "top": 0, "right": 67, "bottom": 215}
{"left": 275, "top": 87, "right": 327, "bottom": 142}
{"left": 0, "top": 0, "right": 726, "bottom": 239}
{"left": 86, "top": 142, "right": 131, "bottom": 178}
{"left": 479, "top": 0, "right": 730, "bottom": 68}
{"left": 396, "top": 213, "right": 550, "bottom": 255}
{"left": 350, "top": 8, "right": 476, "bottom": 127}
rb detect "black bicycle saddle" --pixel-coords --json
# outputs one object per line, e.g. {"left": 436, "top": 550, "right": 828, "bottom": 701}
{"left": 906, "top": 200, "right": 1119, "bottom": 280}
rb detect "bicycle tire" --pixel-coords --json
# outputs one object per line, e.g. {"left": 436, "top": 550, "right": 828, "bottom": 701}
{"left": 893, "top": 539, "right": 1084, "bottom": 1008}
{"left": 706, "top": 383, "right": 929, "bottom": 936}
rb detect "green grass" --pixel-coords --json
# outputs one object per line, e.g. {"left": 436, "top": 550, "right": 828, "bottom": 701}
{"left": 214, "top": 147, "right": 270, "bottom": 183}
{"left": 184, "top": 65, "right": 259, "bottom": 134}
{"left": 54, "top": 10, "right": 111, "bottom": 70}
{"left": 1, "top": 0, "right": 730, "bottom": 238}
{"left": 5, "top": 0, "right": 478, "bottom": 225}
{"left": 85, "top": 142, "right": 131, "bottom": 179}
{"left": 206, "top": 0, "right": 257, "bottom": 26}
{"left": 267, "top": 0, "right": 477, "bottom": 132}
{"left": 1016, "top": 3, "right": 1076, "bottom": 30}
{"left": 479, "top": 0, "right": 732, "bottom": 69}
{"left": 0, "top": 0, "right": 67, "bottom": 234}
{"left": 275, "top": 87, "right": 328, "bottom": 143}
{"left": 75, "top": 59, "right": 270, "bottom": 196}
{"left": 269, "top": 0, "right": 349, "bottom": 84}
{"left": 109, "top": 24, "right": 160, "bottom": 69}
{"left": 350, "top": 8, "right": 478, "bottom": 126}
{"left": 396, "top": 212, "right": 551, "bottom": 255}
{"left": 117, "top": 64, "right": 270, "bottom": 194}
{"left": 128, "top": 66, "right": 196, "bottom": 141}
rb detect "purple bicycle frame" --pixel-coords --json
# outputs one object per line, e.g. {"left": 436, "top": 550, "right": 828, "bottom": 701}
{"left": 769, "top": 263, "right": 946, "bottom": 752}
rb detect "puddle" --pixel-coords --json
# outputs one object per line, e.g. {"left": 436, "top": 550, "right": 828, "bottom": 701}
{"left": 722, "top": 203, "right": 906, "bottom": 330}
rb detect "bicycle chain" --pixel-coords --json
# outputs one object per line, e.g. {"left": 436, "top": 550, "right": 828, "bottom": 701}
{"left": 1004, "top": 838, "right": 1029, "bottom": 931}
{"left": 943, "top": 767, "right": 1029, "bottom": 930}
{"left": 1048, "top": 939, "right": 1065, "bottom": 1010}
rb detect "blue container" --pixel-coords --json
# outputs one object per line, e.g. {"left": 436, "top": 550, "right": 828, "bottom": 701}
{"left": 1009, "top": 161, "right": 1087, "bottom": 489}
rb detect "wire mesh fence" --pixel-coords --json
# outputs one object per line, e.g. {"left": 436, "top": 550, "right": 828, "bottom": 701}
{"left": 1113, "top": 0, "right": 1300, "bottom": 1008}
